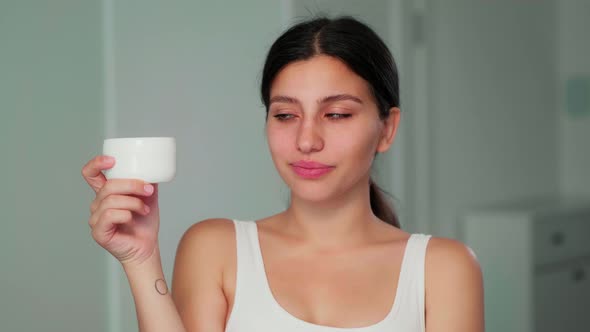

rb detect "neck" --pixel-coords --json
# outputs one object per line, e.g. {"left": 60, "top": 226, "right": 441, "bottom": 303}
{"left": 281, "top": 179, "right": 382, "bottom": 249}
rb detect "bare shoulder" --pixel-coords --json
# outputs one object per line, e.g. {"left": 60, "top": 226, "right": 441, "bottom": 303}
{"left": 425, "top": 236, "right": 481, "bottom": 273}
{"left": 424, "top": 236, "right": 485, "bottom": 331}
{"left": 181, "top": 217, "right": 235, "bottom": 239}
{"left": 172, "top": 218, "right": 236, "bottom": 330}
{"left": 174, "top": 217, "right": 236, "bottom": 272}
{"left": 424, "top": 236, "right": 483, "bottom": 290}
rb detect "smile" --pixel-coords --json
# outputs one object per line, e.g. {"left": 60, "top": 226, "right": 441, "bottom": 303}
{"left": 290, "top": 165, "right": 335, "bottom": 179}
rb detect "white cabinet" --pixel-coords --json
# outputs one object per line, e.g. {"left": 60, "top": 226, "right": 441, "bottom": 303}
{"left": 461, "top": 198, "right": 590, "bottom": 332}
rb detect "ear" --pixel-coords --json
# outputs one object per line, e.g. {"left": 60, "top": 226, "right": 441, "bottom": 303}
{"left": 376, "top": 107, "right": 400, "bottom": 153}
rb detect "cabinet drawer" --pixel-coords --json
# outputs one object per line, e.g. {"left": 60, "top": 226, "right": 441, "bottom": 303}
{"left": 534, "top": 262, "right": 590, "bottom": 332}
{"left": 533, "top": 214, "right": 590, "bottom": 265}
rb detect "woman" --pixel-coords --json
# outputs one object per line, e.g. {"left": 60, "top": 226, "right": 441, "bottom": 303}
{"left": 82, "top": 16, "right": 484, "bottom": 332}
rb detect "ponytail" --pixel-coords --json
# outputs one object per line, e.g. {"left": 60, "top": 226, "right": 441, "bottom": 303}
{"left": 369, "top": 177, "right": 401, "bottom": 229}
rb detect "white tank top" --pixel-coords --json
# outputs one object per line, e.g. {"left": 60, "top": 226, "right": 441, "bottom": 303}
{"left": 225, "top": 219, "right": 432, "bottom": 332}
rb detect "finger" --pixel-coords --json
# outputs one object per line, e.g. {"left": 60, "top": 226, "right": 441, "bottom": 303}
{"left": 82, "top": 155, "right": 116, "bottom": 193}
{"left": 90, "top": 195, "right": 149, "bottom": 225}
{"left": 94, "top": 194, "right": 150, "bottom": 216}
{"left": 94, "top": 179, "right": 154, "bottom": 207}
{"left": 91, "top": 209, "right": 133, "bottom": 245}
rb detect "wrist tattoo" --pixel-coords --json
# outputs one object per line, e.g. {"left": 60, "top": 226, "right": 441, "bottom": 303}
{"left": 155, "top": 278, "right": 168, "bottom": 295}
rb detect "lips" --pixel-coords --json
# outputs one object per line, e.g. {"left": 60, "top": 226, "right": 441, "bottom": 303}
{"left": 290, "top": 160, "right": 334, "bottom": 179}
{"left": 291, "top": 160, "right": 332, "bottom": 169}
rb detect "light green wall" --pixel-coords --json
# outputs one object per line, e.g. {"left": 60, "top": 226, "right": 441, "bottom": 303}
{"left": 558, "top": 0, "right": 590, "bottom": 197}
{"left": 1, "top": 1, "right": 107, "bottom": 331}
{"left": 429, "top": 0, "right": 559, "bottom": 238}
{"left": 109, "top": 1, "right": 284, "bottom": 330}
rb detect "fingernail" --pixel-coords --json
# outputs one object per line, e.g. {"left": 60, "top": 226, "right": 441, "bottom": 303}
{"left": 144, "top": 205, "right": 151, "bottom": 214}
{"left": 144, "top": 184, "right": 154, "bottom": 194}
{"left": 104, "top": 156, "right": 115, "bottom": 163}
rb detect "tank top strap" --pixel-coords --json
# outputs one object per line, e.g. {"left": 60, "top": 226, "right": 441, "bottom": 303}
{"left": 233, "top": 219, "right": 256, "bottom": 268}
{"left": 226, "top": 219, "right": 272, "bottom": 331}
{"left": 232, "top": 219, "right": 268, "bottom": 285}
{"left": 403, "top": 233, "right": 431, "bottom": 278}
{"left": 398, "top": 233, "right": 431, "bottom": 331}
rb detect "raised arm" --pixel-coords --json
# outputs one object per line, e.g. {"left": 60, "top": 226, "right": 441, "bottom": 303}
{"left": 424, "top": 237, "right": 485, "bottom": 332}
{"left": 123, "top": 248, "right": 187, "bottom": 332}
{"left": 82, "top": 155, "right": 186, "bottom": 331}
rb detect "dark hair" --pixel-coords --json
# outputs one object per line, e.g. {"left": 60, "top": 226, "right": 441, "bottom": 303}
{"left": 260, "top": 16, "right": 401, "bottom": 229}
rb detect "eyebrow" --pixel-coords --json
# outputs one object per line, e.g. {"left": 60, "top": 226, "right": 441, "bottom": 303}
{"left": 269, "top": 94, "right": 364, "bottom": 106}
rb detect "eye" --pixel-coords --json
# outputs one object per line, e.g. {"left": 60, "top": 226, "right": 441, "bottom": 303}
{"left": 326, "top": 113, "right": 352, "bottom": 120}
{"left": 273, "top": 114, "right": 295, "bottom": 121}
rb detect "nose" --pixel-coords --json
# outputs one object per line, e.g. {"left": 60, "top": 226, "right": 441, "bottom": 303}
{"left": 296, "top": 118, "right": 324, "bottom": 154}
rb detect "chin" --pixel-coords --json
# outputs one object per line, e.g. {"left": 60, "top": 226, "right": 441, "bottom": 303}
{"left": 291, "top": 186, "right": 335, "bottom": 202}
{"left": 282, "top": 174, "right": 344, "bottom": 203}
{"left": 275, "top": 163, "right": 353, "bottom": 202}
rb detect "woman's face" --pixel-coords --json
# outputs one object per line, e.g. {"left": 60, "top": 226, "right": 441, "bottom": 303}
{"left": 265, "top": 55, "right": 399, "bottom": 202}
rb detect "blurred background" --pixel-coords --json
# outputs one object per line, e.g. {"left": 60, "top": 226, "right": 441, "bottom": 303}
{"left": 1, "top": 0, "right": 589, "bottom": 331}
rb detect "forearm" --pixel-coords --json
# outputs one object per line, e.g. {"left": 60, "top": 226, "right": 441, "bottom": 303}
{"left": 123, "top": 246, "right": 186, "bottom": 332}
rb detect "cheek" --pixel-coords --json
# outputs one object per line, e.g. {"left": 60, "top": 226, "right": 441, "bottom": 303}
{"left": 266, "top": 125, "right": 293, "bottom": 158}
{"left": 329, "top": 124, "right": 380, "bottom": 160}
